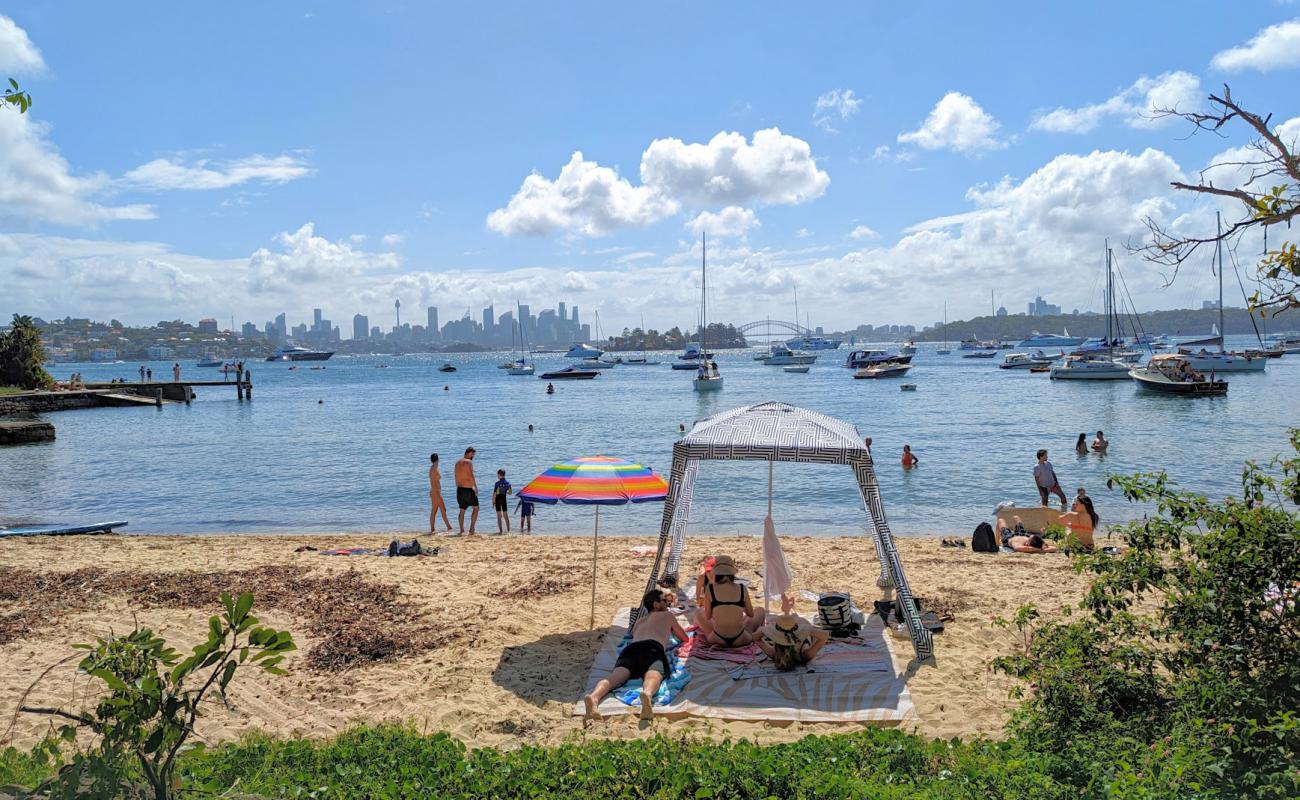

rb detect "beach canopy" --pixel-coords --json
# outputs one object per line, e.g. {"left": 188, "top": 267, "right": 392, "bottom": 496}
{"left": 518, "top": 455, "right": 668, "bottom": 628}
{"left": 638, "top": 401, "right": 934, "bottom": 664}
{"left": 517, "top": 455, "right": 668, "bottom": 506}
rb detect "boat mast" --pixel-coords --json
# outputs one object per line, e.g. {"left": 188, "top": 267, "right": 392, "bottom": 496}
{"left": 793, "top": 285, "right": 800, "bottom": 336}
{"left": 700, "top": 233, "right": 708, "bottom": 360}
{"left": 1105, "top": 241, "right": 1112, "bottom": 356}
{"left": 1216, "top": 211, "right": 1225, "bottom": 354}
{"left": 943, "top": 301, "right": 948, "bottom": 347}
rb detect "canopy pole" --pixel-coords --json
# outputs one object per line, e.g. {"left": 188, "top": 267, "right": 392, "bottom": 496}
{"left": 765, "top": 460, "right": 773, "bottom": 615}
{"left": 590, "top": 505, "right": 600, "bottom": 629}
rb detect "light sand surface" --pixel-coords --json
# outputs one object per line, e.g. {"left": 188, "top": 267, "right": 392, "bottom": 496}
{"left": 0, "top": 532, "right": 1098, "bottom": 750}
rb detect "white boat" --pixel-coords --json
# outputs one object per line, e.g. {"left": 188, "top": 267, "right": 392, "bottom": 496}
{"left": 1018, "top": 330, "right": 1087, "bottom": 348}
{"left": 506, "top": 361, "right": 535, "bottom": 376}
{"left": 1049, "top": 245, "right": 1133, "bottom": 381}
{"left": 1000, "top": 350, "right": 1059, "bottom": 369}
{"left": 961, "top": 350, "right": 997, "bottom": 359}
{"left": 565, "top": 343, "right": 602, "bottom": 359}
{"left": 1130, "top": 354, "right": 1227, "bottom": 396}
{"left": 844, "top": 349, "right": 911, "bottom": 368}
{"left": 266, "top": 345, "right": 333, "bottom": 362}
{"left": 693, "top": 233, "right": 723, "bottom": 393}
{"left": 1176, "top": 220, "right": 1268, "bottom": 373}
{"left": 505, "top": 311, "right": 536, "bottom": 375}
{"left": 784, "top": 334, "right": 841, "bottom": 350}
{"left": 854, "top": 364, "right": 912, "bottom": 379}
{"left": 957, "top": 339, "right": 980, "bottom": 351}
{"left": 782, "top": 365, "right": 810, "bottom": 374}
{"left": 936, "top": 302, "right": 952, "bottom": 354}
{"left": 761, "top": 343, "right": 817, "bottom": 365}
{"left": 898, "top": 340, "right": 917, "bottom": 356}
{"left": 577, "top": 357, "right": 616, "bottom": 370}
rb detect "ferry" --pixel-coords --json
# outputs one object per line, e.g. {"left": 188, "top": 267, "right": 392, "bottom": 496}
{"left": 266, "top": 345, "right": 334, "bottom": 362}
{"left": 784, "top": 334, "right": 841, "bottom": 351}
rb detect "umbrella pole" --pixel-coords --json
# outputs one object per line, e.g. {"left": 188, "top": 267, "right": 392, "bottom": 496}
{"left": 764, "top": 460, "right": 773, "bottom": 616}
{"left": 590, "top": 506, "right": 600, "bottom": 629}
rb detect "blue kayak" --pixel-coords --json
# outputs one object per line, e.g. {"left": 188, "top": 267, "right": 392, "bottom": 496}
{"left": 0, "top": 521, "right": 127, "bottom": 538}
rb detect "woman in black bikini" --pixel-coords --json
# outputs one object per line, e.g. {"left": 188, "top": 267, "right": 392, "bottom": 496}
{"left": 694, "top": 558, "right": 763, "bottom": 647}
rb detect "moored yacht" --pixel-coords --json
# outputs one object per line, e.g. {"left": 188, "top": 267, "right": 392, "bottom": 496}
{"left": 671, "top": 342, "right": 713, "bottom": 370}
{"left": 1130, "top": 354, "right": 1227, "bottom": 395}
{"left": 266, "top": 345, "right": 333, "bottom": 362}
{"left": 1018, "top": 330, "right": 1087, "bottom": 348}
{"left": 844, "top": 349, "right": 912, "bottom": 368}
{"left": 999, "top": 350, "right": 1059, "bottom": 369}
{"left": 760, "top": 343, "right": 817, "bottom": 365}
{"left": 565, "top": 343, "right": 602, "bottom": 359}
{"left": 1049, "top": 352, "right": 1131, "bottom": 380}
{"left": 784, "top": 334, "right": 841, "bottom": 350}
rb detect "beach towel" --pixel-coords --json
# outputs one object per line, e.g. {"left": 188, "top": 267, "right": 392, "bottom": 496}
{"left": 612, "top": 631, "right": 692, "bottom": 707}
{"left": 729, "top": 639, "right": 891, "bottom": 679}
{"left": 762, "top": 515, "right": 794, "bottom": 606}
{"left": 677, "top": 627, "right": 760, "bottom": 664}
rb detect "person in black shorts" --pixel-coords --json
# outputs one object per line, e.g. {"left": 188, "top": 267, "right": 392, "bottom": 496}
{"left": 583, "top": 590, "right": 687, "bottom": 721}
{"left": 454, "top": 447, "right": 479, "bottom": 534}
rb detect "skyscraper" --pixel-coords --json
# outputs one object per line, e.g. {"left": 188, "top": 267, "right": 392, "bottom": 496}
{"left": 274, "top": 312, "right": 287, "bottom": 338}
{"left": 558, "top": 301, "right": 566, "bottom": 322}
{"left": 427, "top": 306, "right": 439, "bottom": 339}
{"left": 482, "top": 304, "right": 494, "bottom": 334}
{"left": 313, "top": 308, "right": 322, "bottom": 328}
{"left": 352, "top": 314, "right": 369, "bottom": 340}
{"left": 571, "top": 306, "right": 580, "bottom": 327}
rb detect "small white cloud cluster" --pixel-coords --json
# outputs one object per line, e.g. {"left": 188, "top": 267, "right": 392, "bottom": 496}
{"left": 0, "top": 15, "right": 44, "bottom": 73}
{"left": 897, "top": 92, "right": 1005, "bottom": 154}
{"left": 247, "top": 222, "right": 400, "bottom": 295}
{"left": 813, "top": 88, "right": 862, "bottom": 133}
{"left": 686, "top": 206, "right": 760, "bottom": 238}
{"left": 124, "top": 154, "right": 313, "bottom": 191}
{"left": 1031, "top": 71, "right": 1201, "bottom": 134}
{"left": 1211, "top": 18, "right": 1300, "bottom": 72}
{"left": 487, "top": 128, "right": 828, "bottom": 238}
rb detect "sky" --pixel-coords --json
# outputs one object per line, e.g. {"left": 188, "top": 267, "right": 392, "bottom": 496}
{"left": 1, "top": 2, "right": 1299, "bottom": 336}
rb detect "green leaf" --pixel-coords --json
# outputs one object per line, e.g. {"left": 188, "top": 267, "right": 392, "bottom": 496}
{"left": 234, "top": 592, "right": 254, "bottom": 623}
{"left": 90, "top": 668, "right": 128, "bottom": 692}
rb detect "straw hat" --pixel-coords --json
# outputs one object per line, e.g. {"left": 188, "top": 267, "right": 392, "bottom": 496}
{"left": 711, "top": 557, "right": 736, "bottom": 577}
{"left": 761, "top": 614, "right": 810, "bottom": 647}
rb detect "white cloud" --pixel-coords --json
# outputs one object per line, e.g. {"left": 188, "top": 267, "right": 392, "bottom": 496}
{"left": 796, "top": 227, "right": 811, "bottom": 238}
{"left": 813, "top": 88, "right": 861, "bottom": 133}
{"left": 849, "top": 225, "right": 879, "bottom": 240}
{"left": 613, "top": 250, "right": 656, "bottom": 265}
{"left": 0, "top": 109, "right": 154, "bottom": 226}
{"left": 0, "top": 15, "right": 44, "bottom": 73}
{"left": 1211, "top": 18, "right": 1300, "bottom": 72}
{"left": 247, "top": 223, "right": 400, "bottom": 295}
{"left": 897, "top": 92, "right": 1005, "bottom": 154}
{"left": 486, "top": 151, "right": 679, "bottom": 236}
{"left": 641, "top": 128, "right": 829, "bottom": 206}
{"left": 489, "top": 129, "right": 827, "bottom": 237}
{"left": 381, "top": 233, "right": 405, "bottom": 246}
{"left": 1031, "top": 71, "right": 1201, "bottom": 134}
{"left": 686, "top": 206, "right": 759, "bottom": 238}
{"left": 123, "top": 154, "right": 313, "bottom": 191}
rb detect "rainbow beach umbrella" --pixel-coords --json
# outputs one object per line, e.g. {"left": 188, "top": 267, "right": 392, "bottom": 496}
{"left": 518, "top": 455, "right": 668, "bottom": 627}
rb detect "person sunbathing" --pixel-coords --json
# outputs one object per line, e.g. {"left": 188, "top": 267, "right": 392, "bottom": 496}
{"left": 584, "top": 590, "right": 687, "bottom": 722}
{"left": 694, "top": 559, "right": 763, "bottom": 647}
{"left": 754, "top": 614, "right": 830, "bottom": 671}
{"left": 692, "top": 554, "right": 733, "bottom": 606}
{"left": 1055, "top": 496, "right": 1098, "bottom": 549}
{"left": 996, "top": 514, "right": 1058, "bottom": 553}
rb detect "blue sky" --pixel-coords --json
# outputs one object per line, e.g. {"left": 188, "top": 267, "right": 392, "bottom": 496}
{"left": 2, "top": 2, "right": 1298, "bottom": 334}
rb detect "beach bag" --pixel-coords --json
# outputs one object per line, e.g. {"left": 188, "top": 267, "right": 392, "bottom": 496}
{"left": 971, "top": 522, "right": 998, "bottom": 553}
{"left": 817, "top": 593, "right": 854, "bottom": 630}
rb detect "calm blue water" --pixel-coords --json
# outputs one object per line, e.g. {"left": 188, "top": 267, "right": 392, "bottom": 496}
{"left": 2, "top": 339, "right": 1295, "bottom": 536}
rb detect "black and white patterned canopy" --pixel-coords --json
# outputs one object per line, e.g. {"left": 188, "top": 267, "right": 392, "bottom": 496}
{"left": 640, "top": 400, "right": 935, "bottom": 664}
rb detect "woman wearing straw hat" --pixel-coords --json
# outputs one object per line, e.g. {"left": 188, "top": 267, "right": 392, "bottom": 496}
{"left": 755, "top": 614, "right": 830, "bottom": 671}
{"left": 694, "top": 556, "right": 763, "bottom": 648}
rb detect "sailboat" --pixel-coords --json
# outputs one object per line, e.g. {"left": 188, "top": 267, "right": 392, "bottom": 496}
{"left": 1050, "top": 244, "right": 1131, "bottom": 380}
{"left": 618, "top": 314, "right": 660, "bottom": 365}
{"left": 506, "top": 307, "right": 535, "bottom": 375}
{"left": 1175, "top": 214, "right": 1267, "bottom": 373}
{"left": 694, "top": 233, "right": 723, "bottom": 392}
{"left": 936, "top": 302, "right": 952, "bottom": 355}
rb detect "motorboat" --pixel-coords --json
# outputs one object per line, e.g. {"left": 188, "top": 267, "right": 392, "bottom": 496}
{"left": 1049, "top": 352, "right": 1131, "bottom": 380}
{"left": 898, "top": 341, "right": 917, "bottom": 356}
{"left": 784, "top": 334, "right": 841, "bottom": 350}
{"left": 961, "top": 350, "right": 997, "bottom": 359}
{"left": 844, "top": 349, "right": 911, "bottom": 368}
{"left": 1028, "top": 365, "right": 1052, "bottom": 373}
{"left": 438, "top": 363, "right": 457, "bottom": 373}
{"left": 565, "top": 343, "right": 603, "bottom": 359}
{"left": 197, "top": 351, "right": 225, "bottom": 367}
{"left": 578, "top": 357, "right": 616, "bottom": 370}
{"left": 782, "top": 365, "right": 810, "bottom": 374}
{"left": 1177, "top": 348, "right": 1268, "bottom": 373}
{"left": 266, "top": 345, "right": 333, "bottom": 362}
{"left": 1017, "top": 330, "right": 1087, "bottom": 348}
{"left": 1130, "top": 354, "right": 1227, "bottom": 395}
{"left": 671, "top": 342, "right": 713, "bottom": 370}
{"left": 957, "top": 339, "right": 981, "bottom": 351}
{"left": 539, "top": 366, "right": 598, "bottom": 380}
{"left": 999, "top": 351, "right": 1059, "bottom": 369}
{"left": 854, "top": 363, "right": 912, "bottom": 379}
{"left": 761, "top": 343, "right": 817, "bottom": 365}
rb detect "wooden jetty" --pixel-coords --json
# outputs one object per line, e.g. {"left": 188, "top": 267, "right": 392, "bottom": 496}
{"left": 0, "top": 373, "right": 254, "bottom": 416}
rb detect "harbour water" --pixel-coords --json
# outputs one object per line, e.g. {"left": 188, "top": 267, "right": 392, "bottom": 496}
{"left": 2, "top": 339, "right": 1295, "bottom": 537}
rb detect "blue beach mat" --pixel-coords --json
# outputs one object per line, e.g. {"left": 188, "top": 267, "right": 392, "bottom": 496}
{"left": 612, "top": 631, "right": 693, "bottom": 707}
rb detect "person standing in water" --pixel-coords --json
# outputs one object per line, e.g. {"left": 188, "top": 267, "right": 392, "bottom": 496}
{"left": 901, "top": 444, "right": 918, "bottom": 469}
{"left": 492, "top": 469, "right": 512, "bottom": 534}
{"left": 428, "top": 453, "right": 452, "bottom": 533}
{"left": 455, "top": 447, "right": 479, "bottom": 534}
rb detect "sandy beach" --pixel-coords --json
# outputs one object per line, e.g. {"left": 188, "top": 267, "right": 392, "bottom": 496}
{"left": 0, "top": 532, "right": 1100, "bottom": 751}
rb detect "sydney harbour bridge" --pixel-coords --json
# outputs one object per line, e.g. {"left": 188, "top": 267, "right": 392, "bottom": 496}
{"left": 735, "top": 319, "right": 814, "bottom": 343}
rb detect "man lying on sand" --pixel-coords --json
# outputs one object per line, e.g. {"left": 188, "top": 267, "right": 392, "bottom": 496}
{"left": 584, "top": 590, "right": 687, "bottom": 721}
{"left": 997, "top": 514, "right": 1058, "bottom": 554}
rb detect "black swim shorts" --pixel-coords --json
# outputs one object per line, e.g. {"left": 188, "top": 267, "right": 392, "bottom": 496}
{"left": 457, "top": 487, "right": 479, "bottom": 509}
{"left": 614, "top": 639, "right": 671, "bottom": 680}
{"left": 493, "top": 494, "right": 508, "bottom": 512}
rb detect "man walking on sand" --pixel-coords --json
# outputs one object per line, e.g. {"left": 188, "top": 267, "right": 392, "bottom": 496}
{"left": 584, "top": 590, "right": 686, "bottom": 722}
{"left": 1034, "top": 449, "right": 1068, "bottom": 509}
{"left": 455, "top": 447, "right": 479, "bottom": 534}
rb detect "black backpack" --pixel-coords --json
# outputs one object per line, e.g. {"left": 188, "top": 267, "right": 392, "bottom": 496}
{"left": 971, "top": 521, "right": 998, "bottom": 553}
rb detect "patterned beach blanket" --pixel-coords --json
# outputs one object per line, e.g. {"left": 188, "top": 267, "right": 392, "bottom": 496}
{"left": 677, "top": 627, "right": 760, "bottom": 664}
{"left": 612, "top": 632, "right": 692, "bottom": 707}
{"left": 729, "top": 639, "right": 891, "bottom": 680}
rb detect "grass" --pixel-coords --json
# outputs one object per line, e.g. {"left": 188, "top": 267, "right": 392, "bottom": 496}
{"left": 0, "top": 385, "right": 28, "bottom": 395}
